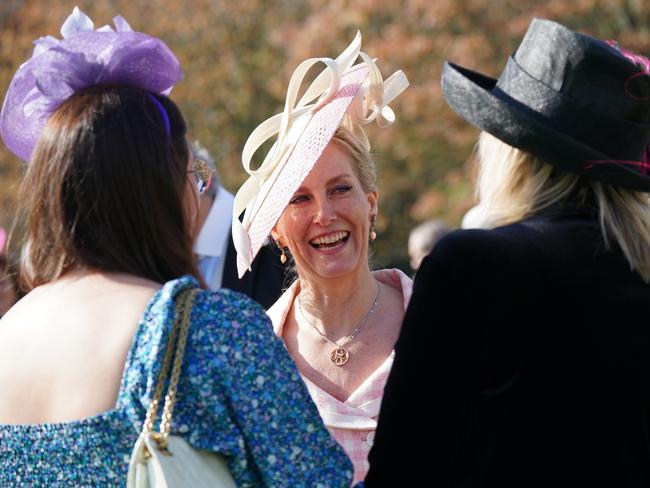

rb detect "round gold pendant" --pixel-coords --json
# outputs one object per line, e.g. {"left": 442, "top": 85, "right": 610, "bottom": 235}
{"left": 330, "top": 347, "right": 350, "bottom": 366}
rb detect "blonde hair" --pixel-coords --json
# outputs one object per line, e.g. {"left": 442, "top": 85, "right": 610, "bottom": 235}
{"left": 332, "top": 119, "right": 376, "bottom": 193}
{"left": 475, "top": 131, "right": 650, "bottom": 282}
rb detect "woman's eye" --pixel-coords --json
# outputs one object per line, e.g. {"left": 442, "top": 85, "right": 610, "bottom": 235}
{"left": 332, "top": 185, "right": 352, "bottom": 194}
{"left": 289, "top": 195, "right": 308, "bottom": 205}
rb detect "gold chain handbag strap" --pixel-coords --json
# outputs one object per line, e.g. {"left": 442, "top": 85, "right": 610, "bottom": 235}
{"left": 140, "top": 287, "right": 199, "bottom": 451}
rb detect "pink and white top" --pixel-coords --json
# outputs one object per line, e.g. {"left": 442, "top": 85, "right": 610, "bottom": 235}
{"left": 267, "top": 268, "right": 413, "bottom": 484}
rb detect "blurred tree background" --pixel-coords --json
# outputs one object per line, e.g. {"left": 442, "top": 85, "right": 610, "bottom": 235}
{"left": 0, "top": 0, "right": 648, "bottom": 271}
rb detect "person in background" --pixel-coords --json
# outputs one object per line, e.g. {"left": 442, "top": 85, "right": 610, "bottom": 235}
{"left": 366, "top": 18, "right": 650, "bottom": 487}
{"left": 0, "top": 8, "right": 352, "bottom": 486}
{"left": 191, "top": 140, "right": 285, "bottom": 309}
{"left": 232, "top": 33, "right": 409, "bottom": 483}
{"left": 407, "top": 218, "right": 451, "bottom": 272}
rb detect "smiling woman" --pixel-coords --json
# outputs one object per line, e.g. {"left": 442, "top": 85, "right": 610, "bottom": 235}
{"left": 233, "top": 34, "right": 410, "bottom": 483}
{"left": 273, "top": 136, "right": 377, "bottom": 282}
{"left": 267, "top": 128, "right": 411, "bottom": 484}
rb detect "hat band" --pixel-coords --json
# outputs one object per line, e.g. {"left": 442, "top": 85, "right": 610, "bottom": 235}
{"left": 494, "top": 55, "right": 650, "bottom": 163}
{"left": 145, "top": 93, "right": 170, "bottom": 136}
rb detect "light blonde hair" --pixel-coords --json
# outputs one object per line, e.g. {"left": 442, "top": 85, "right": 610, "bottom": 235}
{"left": 332, "top": 119, "right": 377, "bottom": 193}
{"left": 475, "top": 131, "right": 650, "bottom": 282}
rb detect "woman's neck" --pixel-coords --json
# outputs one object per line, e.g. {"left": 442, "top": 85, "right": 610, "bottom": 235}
{"left": 297, "top": 268, "right": 379, "bottom": 340}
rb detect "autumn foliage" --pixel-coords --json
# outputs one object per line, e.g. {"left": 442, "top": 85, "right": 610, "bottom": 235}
{"left": 0, "top": 0, "right": 648, "bottom": 270}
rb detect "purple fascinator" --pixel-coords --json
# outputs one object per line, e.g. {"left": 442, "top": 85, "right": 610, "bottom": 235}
{"left": 0, "top": 7, "right": 183, "bottom": 163}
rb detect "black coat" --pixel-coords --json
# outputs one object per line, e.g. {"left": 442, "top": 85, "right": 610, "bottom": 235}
{"left": 221, "top": 233, "right": 288, "bottom": 310}
{"left": 366, "top": 209, "right": 650, "bottom": 487}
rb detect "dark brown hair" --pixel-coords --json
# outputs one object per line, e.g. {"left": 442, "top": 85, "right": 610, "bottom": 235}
{"left": 18, "top": 84, "right": 201, "bottom": 290}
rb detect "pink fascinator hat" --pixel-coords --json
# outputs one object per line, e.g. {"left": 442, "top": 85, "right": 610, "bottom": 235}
{"left": 232, "top": 32, "right": 409, "bottom": 278}
{"left": 0, "top": 6, "right": 182, "bottom": 163}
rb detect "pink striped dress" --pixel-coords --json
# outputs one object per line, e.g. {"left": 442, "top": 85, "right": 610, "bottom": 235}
{"left": 268, "top": 269, "right": 413, "bottom": 484}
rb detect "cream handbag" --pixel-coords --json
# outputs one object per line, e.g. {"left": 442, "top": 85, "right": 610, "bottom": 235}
{"left": 126, "top": 288, "right": 237, "bottom": 488}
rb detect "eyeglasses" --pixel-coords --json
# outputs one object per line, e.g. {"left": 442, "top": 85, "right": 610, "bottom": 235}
{"left": 188, "top": 159, "right": 213, "bottom": 194}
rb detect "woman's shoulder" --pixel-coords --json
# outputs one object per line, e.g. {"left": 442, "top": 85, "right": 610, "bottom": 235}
{"left": 414, "top": 224, "right": 551, "bottom": 296}
{"left": 372, "top": 268, "right": 412, "bottom": 286}
{"left": 429, "top": 214, "right": 601, "bottom": 272}
{"left": 372, "top": 268, "right": 413, "bottom": 310}
{"left": 121, "top": 274, "right": 275, "bottom": 386}
{"left": 194, "top": 286, "right": 270, "bottom": 329}
{"left": 267, "top": 280, "right": 299, "bottom": 336}
{"left": 117, "top": 274, "right": 278, "bottom": 418}
{"left": 428, "top": 223, "right": 543, "bottom": 265}
{"left": 152, "top": 277, "right": 277, "bottom": 358}
{"left": 149, "top": 275, "right": 270, "bottom": 329}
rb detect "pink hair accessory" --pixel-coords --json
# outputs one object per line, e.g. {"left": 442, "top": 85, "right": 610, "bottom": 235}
{"left": 606, "top": 40, "right": 650, "bottom": 101}
{"left": 231, "top": 32, "right": 408, "bottom": 277}
{"left": 0, "top": 227, "right": 6, "bottom": 254}
{"left": 584, "top": 157, "right": 650, "bottom": 176}
{"left": 587, "top": 41, "right": 650, "bottom": 174}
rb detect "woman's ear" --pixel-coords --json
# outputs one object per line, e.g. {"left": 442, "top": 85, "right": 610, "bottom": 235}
{"left": 367, "top": 190, "right": 378, "bottom": 216}
{"left": 271, "top": 227, "right": 283, "bottom": 248}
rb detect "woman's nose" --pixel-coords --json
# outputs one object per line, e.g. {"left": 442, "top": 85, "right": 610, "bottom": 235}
{"left": 313, "top": 198, "right": 337, "bottom": 226}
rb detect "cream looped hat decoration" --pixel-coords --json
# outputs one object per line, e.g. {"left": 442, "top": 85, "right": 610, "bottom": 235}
{"left": 232, "top": 32, "right": 408, "bottom": 277}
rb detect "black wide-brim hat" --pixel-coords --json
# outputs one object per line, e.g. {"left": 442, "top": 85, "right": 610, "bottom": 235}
{"left": 441, "top": 18, "right": 650, "bottom": 192}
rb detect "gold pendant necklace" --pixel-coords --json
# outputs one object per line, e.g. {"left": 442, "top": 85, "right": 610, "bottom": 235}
{"left": 297, "top": 283, "right": 381, "bottom": 366}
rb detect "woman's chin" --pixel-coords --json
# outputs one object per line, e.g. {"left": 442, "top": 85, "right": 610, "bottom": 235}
{"left": 306, "top": 253, "right": 364, "bottom": 281}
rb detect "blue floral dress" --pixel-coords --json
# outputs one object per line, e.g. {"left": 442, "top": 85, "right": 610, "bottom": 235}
{"left": 0, "top": 276, "right": 353, "bottom": 487}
